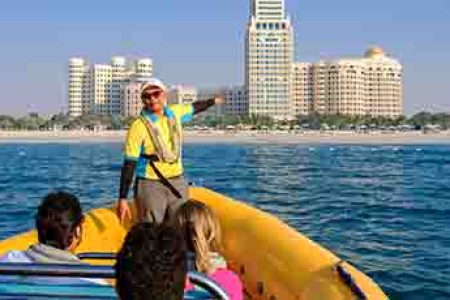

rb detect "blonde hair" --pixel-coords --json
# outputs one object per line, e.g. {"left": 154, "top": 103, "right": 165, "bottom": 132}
{"left": 174, "top": 201, "right": 222, "bottom": 274}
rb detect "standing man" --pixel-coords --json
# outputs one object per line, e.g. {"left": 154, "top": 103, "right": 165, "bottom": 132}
{"left": 117, "top": 78, "right": 222, "bottom": 223}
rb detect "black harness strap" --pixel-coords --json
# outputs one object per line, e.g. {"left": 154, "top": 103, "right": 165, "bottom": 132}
{"left": 140, "top": 154, "right": 183, "bottom": 199}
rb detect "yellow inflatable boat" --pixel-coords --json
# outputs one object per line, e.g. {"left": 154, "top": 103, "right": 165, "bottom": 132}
{"left": 0, "top": 187, "right": 387, "bottom": 299}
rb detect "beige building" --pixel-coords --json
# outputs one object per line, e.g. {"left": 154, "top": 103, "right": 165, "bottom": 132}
{"left": 363, "top": 47, "right": 403, "bottom": 117}
{"left": 68, "top": 56, "right": 152, "bottom": 117}
{"left": 122, "top": 77, "right": 149, "bottom": 117}
{"left": 292, "top": 63, "right": 314, "bottom": 116}
{"left": 292, "top": 47, "right": 403, "bottom": 118}
{"left": 91, "top": 64, "right": 112, "bottom": 116}
{"left": 246, "top": 0, "right": 294, "bottom": 121}
{"left": 168, "top": 85, "right": 197, "bottom": 105}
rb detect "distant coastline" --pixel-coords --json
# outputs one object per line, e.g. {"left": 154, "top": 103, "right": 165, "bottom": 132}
{"left": 1, "top": 130, "right": 450, "bottom": 145}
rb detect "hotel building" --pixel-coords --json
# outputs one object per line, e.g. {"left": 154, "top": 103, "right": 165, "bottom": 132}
{"left": 68, "top": 58, "right": 88, "bottom": 117}
{"left": 292, "top": 47, "right": 403, "bottom": 118}
{"left": 292, "top": 62, "right": 314, "bottom": 116}
{"left": 246, "top": 0, "right": 294, "bottom": 120}
{"left": 168, "top": 85, "right": 198, "bottom": 105}
{"left": 122, "top": 76, "right": 152, "bottom": 117}
{"left": 224, "top": 86, "right": 248, "bottom": 116}
{"left": 68, "top": 57, "right": 152, "bottom": 117}
{"left": 194, "top": 86, "right": 248, "bottom": 117}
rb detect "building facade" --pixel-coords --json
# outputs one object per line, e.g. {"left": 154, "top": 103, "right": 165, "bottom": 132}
{"left": 246, "top": 0, "right": 294, "bottom": 121}
{"left": 292, "top": 63, "right": 314, "bottom": 116}
{"left": 68, "top": 56, "right": 152, "bottom": 117}
{"left": 68, "top": 58, "right": 88, "bottom": 117}
{"left": 293, "top": 47, "right": 403, "bottom": 118}
{"left": 168, "top": 85, "right": 198, "bottom": 105}
{"left": 225, "top": 86, "right": 248, "bottom": 116}
{"left": 122, "top": 76, "right": 151, "bottom": 117}
{"left": 363, "top": 47, "right": 403, "bottom": 118}
{"left": 196, "top": 86, "right": 249, "bottom": 118}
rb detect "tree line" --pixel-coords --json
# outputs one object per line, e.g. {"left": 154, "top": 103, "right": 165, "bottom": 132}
{"left": 0, "top": 111, "right": 449, "bottom": 130}
{"left": 0, "top": 113, "right": 135, "bottom": 131}
{"left": 191, "top": 112, "right": 450, "bottom": 130}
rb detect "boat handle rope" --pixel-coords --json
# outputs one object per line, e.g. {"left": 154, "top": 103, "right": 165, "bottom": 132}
{"left": 335, "top": 261, "right": 368, "bottom": 300}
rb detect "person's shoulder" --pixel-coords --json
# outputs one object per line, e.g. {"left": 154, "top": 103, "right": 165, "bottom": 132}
{"left": 167, "top": 104, "right": 183, "bottom": 114}
{"left": 128, "top": 117, "right": 146, "bottom": 132}
{"left": 212, "top": 268, "right": 241, "bottom": 282}
{"left": 209, "top": 252, "right": 227, "bottom": 269}
{"left": 210, "top": 268, "right": 243, "bottom": 297}
{"left": 0, "top": 250, "right": 32, "bottom": 263}
{"left": 130, "top": 117, "right": 144, "bottom": 127}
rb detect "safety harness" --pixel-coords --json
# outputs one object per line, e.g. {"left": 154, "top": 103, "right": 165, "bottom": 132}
{"left": 138, "top": 110, "right": 181, "bottom": 164}
{"left": 138, "top": 109, "right": 183, "bottom": 199}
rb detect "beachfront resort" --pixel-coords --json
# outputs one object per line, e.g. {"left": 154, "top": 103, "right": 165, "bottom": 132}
{"left": 67, "top": 0, "right": 403, "bottom": 123}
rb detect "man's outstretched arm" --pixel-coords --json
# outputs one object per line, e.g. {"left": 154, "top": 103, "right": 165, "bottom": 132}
{"left": 192, "top": 97, "right": 224, "bottom": 115}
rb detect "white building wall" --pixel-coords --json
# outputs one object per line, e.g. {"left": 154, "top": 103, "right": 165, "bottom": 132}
{"left": 134, "top": 58, "right": 153, "bottom": 79}
{"left": 68, "top": 58, "right": 87, "bottom": 117}
{"left": 251, "top": 0, "right": 285, "bottom": 21}
{"left": 68, "top": 57, "right": 153, "bottom": 116}
{"left": 110, "top": 56, "right": 126, "bottom": 116}
{"left": 246, "top": 0, "right": 294, "bottom": 121}
{"left": 91, "top": 64, "right": 112, "bottom": 116}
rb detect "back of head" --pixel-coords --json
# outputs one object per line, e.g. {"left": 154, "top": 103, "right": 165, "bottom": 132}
{"left": 174, "top": 200, "right": 222, "bottom": 274}
{"left": 36, "top": 192, "right": 83, "bottom": 250}
{"left": 115, "top": 222, "right": 187, "bottom": 300}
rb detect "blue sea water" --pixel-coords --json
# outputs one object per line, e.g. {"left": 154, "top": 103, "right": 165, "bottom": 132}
{"left": 0, "top": 143, "right": 449, "bottom": 299}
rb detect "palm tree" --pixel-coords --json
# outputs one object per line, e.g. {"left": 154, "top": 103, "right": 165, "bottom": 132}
{"left": 0, "top": 115, "right": 17, "bottom": 130}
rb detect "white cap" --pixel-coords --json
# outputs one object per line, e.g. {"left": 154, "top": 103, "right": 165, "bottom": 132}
{"left": 141, "top": 78, "right": 167, "bottom": 93}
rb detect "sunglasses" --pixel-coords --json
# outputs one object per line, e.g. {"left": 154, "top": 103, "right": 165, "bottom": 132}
{"left": 142, "top": 90, "right": 164, "bottom": 100}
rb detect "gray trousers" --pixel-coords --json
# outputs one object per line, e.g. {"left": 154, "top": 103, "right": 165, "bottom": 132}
{"left": 134, "top": 176, "right": 188, "bottom": 223}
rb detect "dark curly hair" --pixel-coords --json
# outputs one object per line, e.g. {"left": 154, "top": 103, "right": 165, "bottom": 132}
{"left": 36, "top": 191, "right": 83, "bottom": 250}
{"left": 115, "top": 222, "right": 187, "bottom": 300}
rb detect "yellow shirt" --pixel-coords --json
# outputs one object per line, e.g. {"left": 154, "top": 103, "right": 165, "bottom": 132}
{"left": 124, "top": 104, "right": 194, "bottom": 180}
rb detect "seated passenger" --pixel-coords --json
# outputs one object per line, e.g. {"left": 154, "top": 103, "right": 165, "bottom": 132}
{"left": 115, "top": 222, "right": 187, "bottom": 300}
{"left": 174, "top": 200, "right": 243, "bottom": 300}
{"left": 0, "top": 191, "right": 105, "bottom": 285}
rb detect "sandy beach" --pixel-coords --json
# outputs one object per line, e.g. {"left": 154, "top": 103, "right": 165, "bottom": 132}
{"left": 1, "top": 130, "right": 450, "bottom": 144}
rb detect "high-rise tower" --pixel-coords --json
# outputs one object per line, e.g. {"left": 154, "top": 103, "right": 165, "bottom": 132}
{"left": 246, "top": 0, "right": 294, "bottom": 120}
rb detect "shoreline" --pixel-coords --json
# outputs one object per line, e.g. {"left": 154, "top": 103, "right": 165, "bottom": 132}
{"left": 1, "top": 130, "right": 450, "bottom": 145}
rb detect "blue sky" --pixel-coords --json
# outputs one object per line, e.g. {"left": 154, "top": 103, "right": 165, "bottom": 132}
{"left": 0, "top": 0, "right": 449, "bottom": 116}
